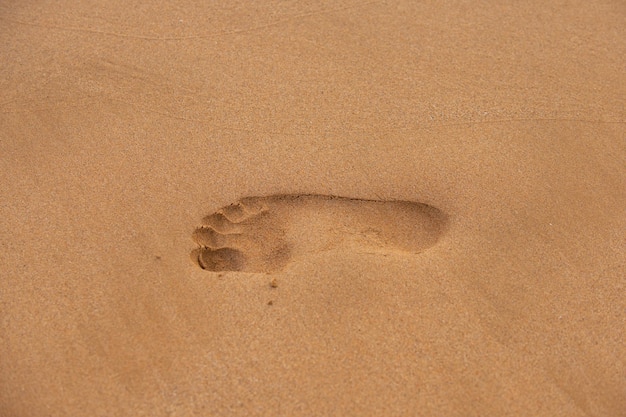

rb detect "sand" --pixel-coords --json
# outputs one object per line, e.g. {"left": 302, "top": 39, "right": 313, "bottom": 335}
{"left": 1, "top": 1, "right": 625, "bottom": 416}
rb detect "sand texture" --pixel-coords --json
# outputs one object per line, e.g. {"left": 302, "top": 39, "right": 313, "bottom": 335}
{"left": 1, "top": 1, "right": 625, "bottom": 416}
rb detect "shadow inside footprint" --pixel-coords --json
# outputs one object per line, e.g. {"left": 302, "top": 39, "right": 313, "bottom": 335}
{"left": 192, "top": 247, "right": 246, "bottom": 272}
{"left": 191, "top": 194, "right": 448, "bottom": 273}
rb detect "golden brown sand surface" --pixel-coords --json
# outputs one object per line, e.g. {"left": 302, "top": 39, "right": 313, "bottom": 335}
{"left": 1, "top": 1, "right": 625, "bottom": 416}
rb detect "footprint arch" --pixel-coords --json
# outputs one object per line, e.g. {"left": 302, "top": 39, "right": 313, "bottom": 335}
{"left": 191, "top": 194, "right": 448, "bottom": 273}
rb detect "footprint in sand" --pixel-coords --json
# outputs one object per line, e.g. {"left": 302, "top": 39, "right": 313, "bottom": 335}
{"left": 191, "top": 194, "right": 448, "bottom": 273}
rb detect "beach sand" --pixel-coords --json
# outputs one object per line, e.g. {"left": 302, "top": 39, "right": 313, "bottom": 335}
{"left": 1, "top": 1, "right": 625, "bottom": 416}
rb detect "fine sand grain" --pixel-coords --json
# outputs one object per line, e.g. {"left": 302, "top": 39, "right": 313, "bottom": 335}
{"left": 1, "top": 1, "right": 625, "bottom": 416}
